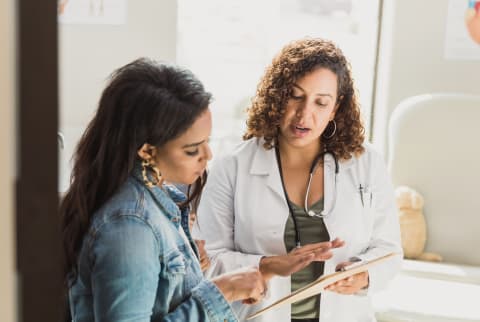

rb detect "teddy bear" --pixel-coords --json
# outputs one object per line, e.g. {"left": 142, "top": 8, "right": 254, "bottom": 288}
{"left": 395, "top": 186, "right": 442, "bottom": 262}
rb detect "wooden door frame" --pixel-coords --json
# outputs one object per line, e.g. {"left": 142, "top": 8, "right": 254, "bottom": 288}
{"left": 16, "top": 1, "right": 63, "bottom": 321}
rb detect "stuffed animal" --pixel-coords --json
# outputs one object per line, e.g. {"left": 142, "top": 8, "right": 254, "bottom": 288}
{"left": 395, "top": 186, "right": 442, "bottom": 262}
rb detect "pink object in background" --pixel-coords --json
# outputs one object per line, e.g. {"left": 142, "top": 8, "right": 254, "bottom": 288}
{"left": 466, "top": 1, "right": 480, "bottom": 44}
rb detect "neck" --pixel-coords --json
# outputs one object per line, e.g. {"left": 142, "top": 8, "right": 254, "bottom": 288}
{"left": 277, "top": 138, "right": 322, "bottom": 169}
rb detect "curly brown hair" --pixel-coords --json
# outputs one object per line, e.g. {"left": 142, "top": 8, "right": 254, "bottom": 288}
{"left": 243, "top": 38, "right": 365, "bottom": 161}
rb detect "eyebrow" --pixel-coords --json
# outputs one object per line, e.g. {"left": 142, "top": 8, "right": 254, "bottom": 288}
{"left": 181, "top": 140, "right": 205, "bottom": 148}
{"left": 292, "top": 84, "right": 334, "bottom": 98}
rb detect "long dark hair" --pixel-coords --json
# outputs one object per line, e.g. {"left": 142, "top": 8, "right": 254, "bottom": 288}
{"left": 60, "top": 58, "right": 212, "bottom": 282}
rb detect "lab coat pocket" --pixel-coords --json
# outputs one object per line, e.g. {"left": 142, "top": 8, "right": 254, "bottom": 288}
{"left": 361, "top": 189, "right": 375, "bottom": 237}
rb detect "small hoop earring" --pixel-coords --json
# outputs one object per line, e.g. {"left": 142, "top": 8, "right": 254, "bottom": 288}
{"left": 141, "top": 159, "right": 162, "bottom": 188}
{"left": 322, "top": 120, "right": 337, "bottom": 139}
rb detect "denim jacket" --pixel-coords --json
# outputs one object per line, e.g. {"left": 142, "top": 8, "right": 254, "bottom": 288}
{"left": 69, "top": 163, "right": 237, "bottom": 322}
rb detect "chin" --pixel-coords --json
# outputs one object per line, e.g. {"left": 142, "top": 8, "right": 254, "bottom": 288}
{"left": 186, "top": 173, "right": 202, "bottom": 185}
{"left": 286, "top": 136, "right": 319, "bottom": 148}
{"left": 167, "top": 175, "right": 197, "bottom": 186}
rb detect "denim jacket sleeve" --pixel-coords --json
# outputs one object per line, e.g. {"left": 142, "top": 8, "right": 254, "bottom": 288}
{"left": 90, "top": 214, "right": 237, "bottom": 322}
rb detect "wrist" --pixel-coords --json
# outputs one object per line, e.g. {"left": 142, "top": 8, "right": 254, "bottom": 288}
{"left": 259, "top": 256, "right": 274, "bottom": 280}
{"left": 212, "top": 278, "right": 234, "bottom": 302}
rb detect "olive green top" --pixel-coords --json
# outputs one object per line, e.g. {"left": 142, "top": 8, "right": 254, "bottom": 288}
{"left": 283, "top": 198, "right": 329, "bottom": 319}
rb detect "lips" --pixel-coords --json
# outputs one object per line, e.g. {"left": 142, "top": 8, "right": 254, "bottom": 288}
{"left": 195, "top": 167, "right": 207, "bottom": 177}
{"left": 291, "top": 124, "right": 310, "bottom": 138}
{"left": 295, "top": 125, "right": 309, "bottom": 131}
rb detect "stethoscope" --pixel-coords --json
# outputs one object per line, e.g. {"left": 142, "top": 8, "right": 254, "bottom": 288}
{"left": 275, "top": 145, "right": 339, "bottom": 247}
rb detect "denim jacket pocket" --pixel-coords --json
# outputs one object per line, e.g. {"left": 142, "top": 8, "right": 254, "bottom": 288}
{"left": 165, "top": 250, "right": 187, "bottom": 275}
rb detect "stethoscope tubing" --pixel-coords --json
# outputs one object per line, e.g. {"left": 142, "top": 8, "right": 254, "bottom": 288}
{"left": 275, "top": 145, "right": 339, "bottom": 247}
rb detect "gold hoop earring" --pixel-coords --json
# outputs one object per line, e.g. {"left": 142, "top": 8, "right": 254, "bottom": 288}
{"left": 322, "top": 120, "right": 337, "bottom": 139}
{"left": 141, "top": 159, "right": 162, "bottom": 188}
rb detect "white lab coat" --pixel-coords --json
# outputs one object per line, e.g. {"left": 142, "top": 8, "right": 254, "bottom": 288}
{"left": 194, "top": 138, "right": 402, "bottom": 322}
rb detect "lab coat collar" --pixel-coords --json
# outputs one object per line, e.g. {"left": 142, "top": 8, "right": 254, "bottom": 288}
{"left": 249, "top": 138, "right": 356, "bottom": 175}
{"left": 249, "top": 138, "right": 285, "bottom": 199}
{"left": 248, "top": 138, "right": 356, "bottom": 203}
{"left": 249, "top": 138, "right": 274, "bottom": 176}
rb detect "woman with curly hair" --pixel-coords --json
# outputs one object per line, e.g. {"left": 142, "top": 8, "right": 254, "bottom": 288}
{"left": 194, "top": 38, "right": 402, "bottom": 322}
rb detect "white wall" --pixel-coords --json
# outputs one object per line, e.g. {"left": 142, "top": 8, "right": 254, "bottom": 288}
{"left": 0, "top": 0, "right": 17, "bottom": 320}
{"left": 59, "top": 0, "right": 177, "bottom": 191}
{"left": 373, "top": 0, "right": 480, "bottom": 154}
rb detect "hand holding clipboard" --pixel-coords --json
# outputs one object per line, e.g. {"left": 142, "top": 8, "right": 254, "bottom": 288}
{"left": 247, "top": 252, "right": 399, "bottom": 320}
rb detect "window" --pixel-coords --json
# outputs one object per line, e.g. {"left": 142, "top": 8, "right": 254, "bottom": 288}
{"left": 177, "top": 0, "right": 381, "bottom": 157}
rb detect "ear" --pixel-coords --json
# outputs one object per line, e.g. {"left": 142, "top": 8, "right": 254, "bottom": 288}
{"left": 329, "top": 110, "right": 337, "bottom": 122}
{"left": 330, "top": 96, "right": 342, "bottom": 121}
{"left": 137, "top": 143, "right": 157, "bottom": 161}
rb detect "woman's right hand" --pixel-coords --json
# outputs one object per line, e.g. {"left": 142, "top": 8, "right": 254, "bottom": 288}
{"left": 259, "top": 238, "right": 345, "bottom": 280}
{"left": 212, "top": 267, "right": 267, "bottom": 304}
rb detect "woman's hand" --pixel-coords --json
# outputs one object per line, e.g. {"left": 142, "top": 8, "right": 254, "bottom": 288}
{"left": 194, "top": 239, "right": 211, "bottom": 271}
{"left": 212, "top": 267, "right": 267, "bottom": 304}
{"left": 259, "top": 238, "right": 345, "bottom": 280}
{"left": 324, "top": 261, "right": 369, "bottom": 295}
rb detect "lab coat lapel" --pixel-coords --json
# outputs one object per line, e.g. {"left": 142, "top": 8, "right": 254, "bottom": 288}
{"left": 249, "top": 141, "right": 285, "bottom": 201}
{"left": 323, "top": 153, "right": 336, "bottom": 221}
{"left": 323, "top": 153, "right": 355, "bottom": 228}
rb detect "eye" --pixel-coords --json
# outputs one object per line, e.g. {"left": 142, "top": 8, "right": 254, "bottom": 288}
{"left": 316, "top": 99, "right": 328, "bottom": 107}
{"left": 185, "top": 149, "right": 199, "bottom": 156}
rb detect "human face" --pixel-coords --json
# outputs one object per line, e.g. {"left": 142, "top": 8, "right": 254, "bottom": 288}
{"left": 141, "top": 109, "right": 213, "bottom": 185}
{"left": 278, "top": 67, "right": 338, "bottom": 150}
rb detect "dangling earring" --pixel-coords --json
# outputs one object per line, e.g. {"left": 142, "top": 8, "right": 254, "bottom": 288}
{"left": 322, "top": 120, "right": 337, "bottom": 139}
{"left": 141, "top": 159, "right": 162, "bottom": 188}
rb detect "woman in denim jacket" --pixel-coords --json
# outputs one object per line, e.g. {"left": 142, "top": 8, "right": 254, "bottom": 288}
{"left": 60, "top": 58, "right": 266, "bottom": 322}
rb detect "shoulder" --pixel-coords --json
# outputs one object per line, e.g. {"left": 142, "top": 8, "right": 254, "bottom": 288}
{"left": 339, "top": 143, "right": 388, "bottom": 181}
{"left": 86, "top": 213, "right": 161, "bottom": 276}
{"left": 210, "top": 137, "right": 263, "bottom": 171}
{"left": 344, "top": 143, "right": 392, "bottom": 187}
{"left": 88, "top": 178, "right": 171, "bottom": 244}
{"left": 363, "top": 143, "right": 384, "bottom": 161}
{"left": 90, "top": 178, "right": 147, "bottom": 227}
{"left": 349, "top": 143, "right": 386, "bottom": 166}
{"left": 223, "top": 137, "right": 262, "bottom": 161}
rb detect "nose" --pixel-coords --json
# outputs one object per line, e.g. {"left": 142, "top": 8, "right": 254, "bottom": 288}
{"left": 295, "top": 100, "right": 314, "bottom": 120}
{"left": 200, "top": 142, "right": 213, "bottom": 162}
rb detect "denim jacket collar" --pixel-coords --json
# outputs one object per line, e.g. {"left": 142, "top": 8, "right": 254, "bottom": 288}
{"left": 131, "top": 160, "right": 198, "bottom": 256}
{"left": 131, "top": 160, "right": 189, "bottom": 228}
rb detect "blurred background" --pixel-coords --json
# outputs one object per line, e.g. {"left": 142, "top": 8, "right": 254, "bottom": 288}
{"left": 1, "top": 1, "right": 479, "bottom": 321}
{"left": 57, "top": 0, "right": 381, "bottom": 193}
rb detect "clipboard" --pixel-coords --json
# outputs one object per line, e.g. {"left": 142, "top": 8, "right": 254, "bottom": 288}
{"left": 247, "top": 252, "right": 398, "bottom": 320}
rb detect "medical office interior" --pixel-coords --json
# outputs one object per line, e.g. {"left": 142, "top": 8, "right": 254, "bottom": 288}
{"left": 1, "top": 0, "right": 480, "bottom": 321}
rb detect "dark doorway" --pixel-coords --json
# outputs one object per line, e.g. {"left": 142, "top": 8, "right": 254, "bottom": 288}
{"left": 16, "top": 1, "right": 63, "bottom": 321}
